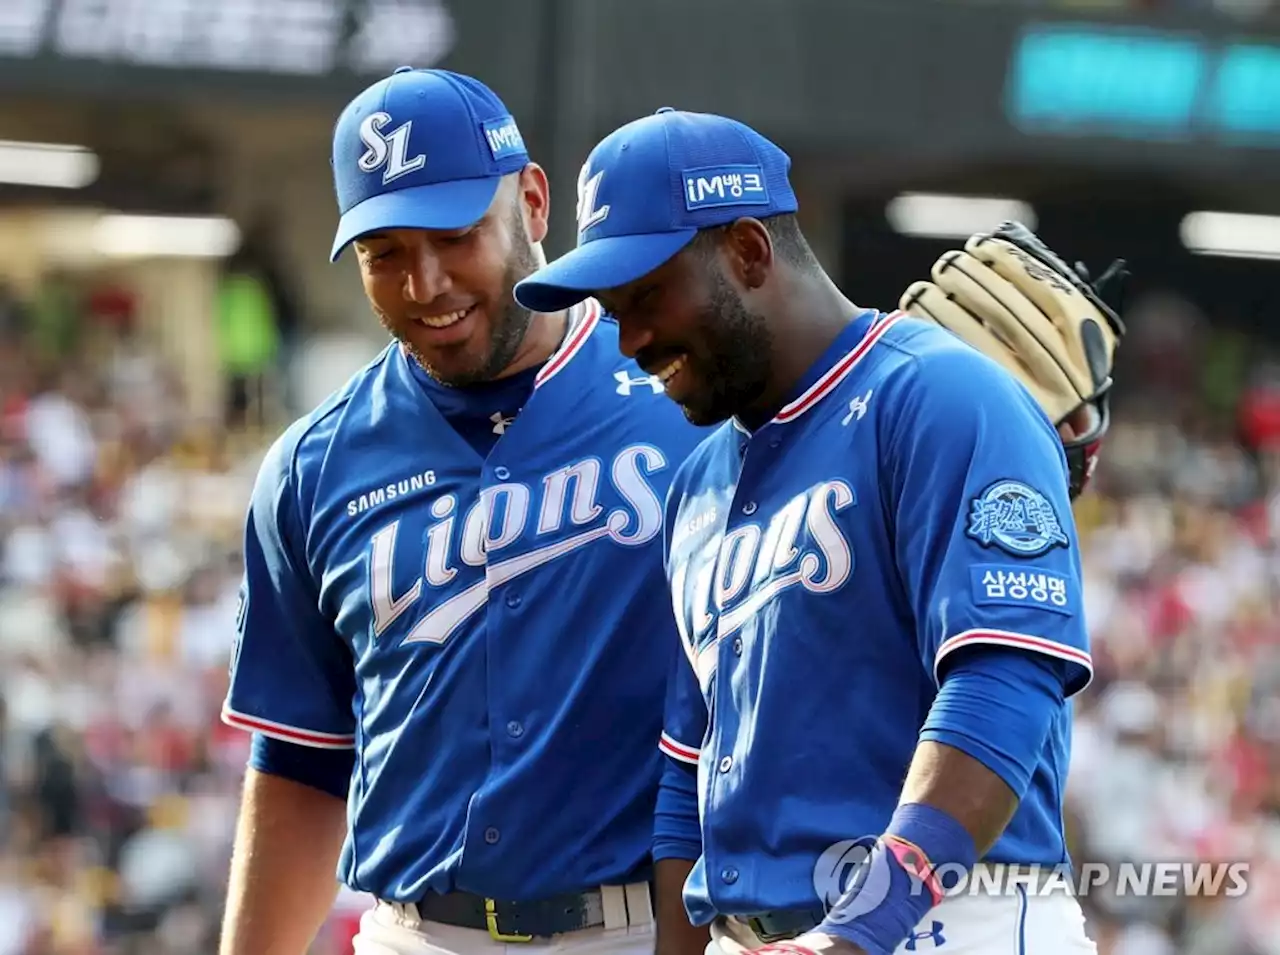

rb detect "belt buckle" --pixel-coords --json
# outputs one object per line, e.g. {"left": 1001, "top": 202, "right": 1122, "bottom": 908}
{"left": 747, "top": 917, "right": 796, "bottom": 944}
{"left": 484, "top": 898, "right": 533, "bottom": 943}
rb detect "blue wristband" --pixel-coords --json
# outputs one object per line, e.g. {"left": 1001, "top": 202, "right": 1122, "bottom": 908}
{"left": 818, "top": 804, "right": 977, "bottom": 955}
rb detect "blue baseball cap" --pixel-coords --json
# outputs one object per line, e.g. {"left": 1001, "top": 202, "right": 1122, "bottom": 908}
{"left": 329, "top": 67, "right": 530, "bottom": 261}
{"left": 513, "top": 108, "right": 797, "bottom": 314}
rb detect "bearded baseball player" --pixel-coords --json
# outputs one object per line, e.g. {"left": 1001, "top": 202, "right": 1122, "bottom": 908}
{"left": 217, "top": 70, "right": 714, "bottom": 955}
{"left": 514, "top": 108, "right": 1124, "bottom": 955}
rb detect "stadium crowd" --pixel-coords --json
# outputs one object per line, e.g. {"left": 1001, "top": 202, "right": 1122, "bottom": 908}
{"left": 0, "top": 271, "right": 361, "bottom": 955}
{"left": 0, "top": 271, "right": 1276, "bottom": 955}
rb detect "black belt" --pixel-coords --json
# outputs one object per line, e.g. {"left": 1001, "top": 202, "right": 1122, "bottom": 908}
{"left": 741, "top": 907, "right": 826, "bottom": 943}
{"left": 411, "top": 888, "right": 608, "bottom": 940}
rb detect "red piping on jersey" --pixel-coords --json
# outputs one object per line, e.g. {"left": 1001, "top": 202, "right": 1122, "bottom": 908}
{"left": 772, "top": 311, "right": 906, "bottom": 424}
{"left": 535, "top": 299, "right": 601, "bottom": 389}
{"left": 934, "top": 628, "right": 1094, "bottom": 694}
{"left": 220, "top": 705, "right": 357, "bottom": 750}
{"left": 659, "top": 731, "right": 700, "bottom": 764}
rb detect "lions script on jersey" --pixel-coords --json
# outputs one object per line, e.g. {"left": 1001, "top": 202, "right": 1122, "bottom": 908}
{"left": 223, "top": 301, "right": 706, "bottom": 902}
{"left": 659, "top": 309, "right": 1091, "bottom": 922}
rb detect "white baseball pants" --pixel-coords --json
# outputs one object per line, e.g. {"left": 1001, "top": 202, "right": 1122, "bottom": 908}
{"left": 708, "top": 887, "right": 1096, "bottom": 955}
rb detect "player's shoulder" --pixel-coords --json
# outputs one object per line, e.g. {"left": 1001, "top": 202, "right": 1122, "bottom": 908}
{"left": 878, "top": 313, "right": 1004, "bottom": 375}
{"left": 873, "top": 313, "right": 1039, "bottom": 411}
{"left": 253, "top": 344, "right": 400, "bottom": 496}
{"left": 869, "top": 314, "right": 1063, "bottom": 474}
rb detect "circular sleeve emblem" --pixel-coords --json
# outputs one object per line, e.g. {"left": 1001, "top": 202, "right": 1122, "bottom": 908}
{"left": 965, "top": 480, "right": 1068, "bottom": 557}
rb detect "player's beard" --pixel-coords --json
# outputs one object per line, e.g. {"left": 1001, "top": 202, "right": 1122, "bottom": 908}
{"left": 379, "top": 205, "right": 541, "bottom": 388}
{"left": 679, "top": 265, "right": 774, "bottom": 427}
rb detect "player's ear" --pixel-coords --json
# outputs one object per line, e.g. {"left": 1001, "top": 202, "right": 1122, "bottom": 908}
{"left": 723, "top": 217, "right": 772, "bottom": 291}
{"left": 516, "top": 163, "right": 551, "bottom": 244}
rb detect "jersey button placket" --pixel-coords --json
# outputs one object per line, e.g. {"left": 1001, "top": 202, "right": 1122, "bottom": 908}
{"left": 760, "top": 419, "right": 782, "bottom": 451}
{"left": 712, "top": 432, "right": 758, "bottom": 902}
{"left": 731, "top": 431, "right": 769, "bottom": 519}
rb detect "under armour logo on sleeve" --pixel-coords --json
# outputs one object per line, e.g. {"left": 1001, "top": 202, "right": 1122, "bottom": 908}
{"left": 615, "top": 370, "right": 664, "bottom": 396}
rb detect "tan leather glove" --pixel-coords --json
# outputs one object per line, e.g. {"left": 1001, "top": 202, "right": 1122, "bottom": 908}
{"left": 899, "top": 221, "right": 1127, "bottom": 499}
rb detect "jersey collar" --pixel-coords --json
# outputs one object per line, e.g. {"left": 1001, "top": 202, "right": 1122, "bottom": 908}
{"left": 393, "top": 298, "right": 600, "bottom": 392}
{"left": 534, "top": 299, "right": 601, "bottom": 390}
{"left": 768, "top": 309, "right": 904, "bottom": 425}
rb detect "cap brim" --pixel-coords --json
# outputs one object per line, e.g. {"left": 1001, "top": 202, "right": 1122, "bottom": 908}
{"left": 514, "top": 230, "right": 698, "bottom": 313}
{"left": 330, "top": 177, "right": 503, "bottom": 261}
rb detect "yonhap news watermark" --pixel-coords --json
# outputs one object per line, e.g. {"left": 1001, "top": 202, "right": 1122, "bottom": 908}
{"left": 916, "top": 861, "right": 1250, "bottom": 899}
{"left": 813, "top": 839, "right": 1250, "bottom": 917}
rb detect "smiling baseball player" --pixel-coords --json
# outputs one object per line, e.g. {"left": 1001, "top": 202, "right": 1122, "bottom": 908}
{"left": 513, "top": 108, "right": 1124, "bottom": 955}
{"left": 217, "top": 73, "right": 713, "bottom": 955}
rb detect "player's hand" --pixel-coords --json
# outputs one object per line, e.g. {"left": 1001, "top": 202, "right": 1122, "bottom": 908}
{"left": 749, "top": 932, "right": 865, "bottom": 955}
{"left": 898, "top": 221, "right": 1127, "bottom": 499}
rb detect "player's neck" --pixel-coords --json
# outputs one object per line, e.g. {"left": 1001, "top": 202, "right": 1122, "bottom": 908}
{"left": 491, "top": 307, "right": 570, "bottom": 380}
{"left": 742, "top": 273, "right": 862, "bottom": 428}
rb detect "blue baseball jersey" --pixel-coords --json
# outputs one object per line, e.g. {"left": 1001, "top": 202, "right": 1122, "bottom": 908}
{"left": 659, "top": 309, "right": 1092, "bottom": 923}
{"left": 223, "top": 302, "right": 709, "bottom": 902}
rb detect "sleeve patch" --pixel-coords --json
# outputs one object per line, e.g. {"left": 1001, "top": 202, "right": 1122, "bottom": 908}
{"left": 970, "top": 564, "right": 1077, "bottom": 617}
{"left": 965, "top": 480, "right": 1069, "bottom": 557}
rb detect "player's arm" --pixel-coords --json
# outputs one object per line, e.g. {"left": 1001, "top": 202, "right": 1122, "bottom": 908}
{"left": 223, "top": 769, "right": 349, "bottom": 955}
{"left": 899, "top": 221, "right": 1126, "bottom": 500}
{"left": 654, "top": 639, "right": 710, "bottom": 955}
{"left": 219, "top": 431, "right": 359, "bottom": 955}
{"left": 788, "top": 350, "right": 1090, "bottom": 955}
{"left": 653, "top": 492, "right": 713, "bottom": 955}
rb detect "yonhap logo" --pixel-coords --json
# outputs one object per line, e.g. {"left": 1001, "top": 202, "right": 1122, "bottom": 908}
{"left": 813, "top": 837, "right": 893, "bottom": 922}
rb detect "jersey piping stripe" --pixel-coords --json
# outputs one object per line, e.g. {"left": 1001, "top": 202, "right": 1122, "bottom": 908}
{"left": 934, "top": 628, "right": 1094, "bottom": 695}
{"left": 221, "top": 705, "right": 357, "bottom": 749}
{"left": 535, "top": 299, "right": 601, "bottom": 389}
{"left": 659, "top": 731, "right": 701, "bottom": 764}
{"left": 772, "top": 311, "right": 906, "bottom": 424}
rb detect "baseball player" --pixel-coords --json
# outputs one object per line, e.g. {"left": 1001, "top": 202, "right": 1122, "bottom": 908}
{"left": 513, "top": 108, "right": 1124, "bottom": 955}
{"left": 217, "top": 70, "right": 714, "bottom": 955}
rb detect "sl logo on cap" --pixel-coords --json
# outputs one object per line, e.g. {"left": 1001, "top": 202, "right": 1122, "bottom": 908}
{"left": 576, "top": 163, "right": 610, "bottom": 235}
{"left": 358, "top": 111, "right": 427, "bottom": 185}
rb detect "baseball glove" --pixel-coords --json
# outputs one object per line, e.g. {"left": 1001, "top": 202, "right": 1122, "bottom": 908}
{"left": 899, "top": 221, "right": 1127, "bottom": 499}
